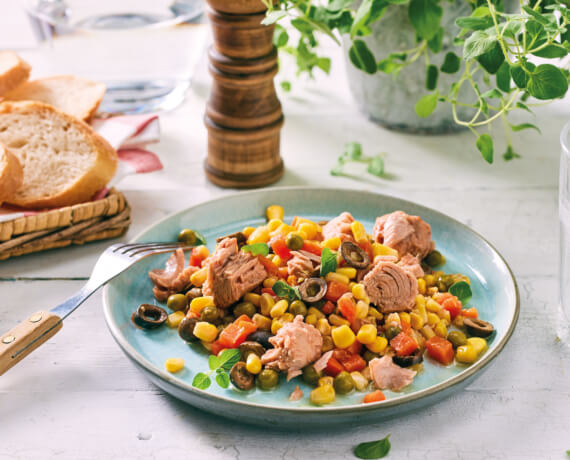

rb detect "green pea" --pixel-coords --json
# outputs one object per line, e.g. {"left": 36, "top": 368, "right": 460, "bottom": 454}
{"left": 425, "top": 250, "right": 446, "bottom": 267}
{"left": 201, "top": 305, "right": 219, "bottom": 323}
{"left": 178, "top": 229, "right": 198, "bottom": 246}
{"left": 286, "top": 232, "right": 304, "bottom": 251}
{"left": 385, "top": 326, "right": 402, "bottom": 341}
{"left": 167, "top": 294, "right": 188, "bottom": 312}
{"left": 233, "top": 301, "right": 257, "bottom": 318}
{"left": 363, "top": 350, "right": 380, "bottom": 362}
{"left": 289, "top": 300, "right": 308, "bottom": 317}
{"left": 447, "top": 330, "right": 468, "bottom": 348}
{"left": 333, "top": 371, "right": 355, "bottom": 394}
{"left": 257, "top": 369, "right": 279, "bottom": 390}
{"left": 302, "top": 365, "right": 322, "bottom": 386}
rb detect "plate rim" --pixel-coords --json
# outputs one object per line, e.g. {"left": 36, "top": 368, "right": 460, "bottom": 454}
{"left": 102, "top": 186, "right": 520, "bottom": 414}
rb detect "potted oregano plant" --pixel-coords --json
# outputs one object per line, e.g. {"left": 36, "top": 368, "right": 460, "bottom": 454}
{"left": 262, "top": 0, "right": 569, "bottom": 162}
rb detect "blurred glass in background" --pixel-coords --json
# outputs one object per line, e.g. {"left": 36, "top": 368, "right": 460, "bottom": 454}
{"left": 560, "top": 122, "right": 570, "bottom": 325}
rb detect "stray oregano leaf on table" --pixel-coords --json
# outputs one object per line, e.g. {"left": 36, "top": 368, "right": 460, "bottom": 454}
{"left": 354, "top": 435, "right": 391, "bottom": 459}
{"left": 192, "top": 348, "right": 241, "bottom": 390}
{"left": 331, "top": 142, "right": 386, "bottom": 179}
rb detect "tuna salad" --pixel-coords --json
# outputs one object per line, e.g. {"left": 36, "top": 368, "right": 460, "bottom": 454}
{"left": 142, "top": 206, "right": 495, "bottom": 406}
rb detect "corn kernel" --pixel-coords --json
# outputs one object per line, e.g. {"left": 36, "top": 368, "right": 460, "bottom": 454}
{"left": 193, "top": 322, "right": 219, "bottom": 342}
{"left": 246, "top": 353, "right": 262, "bottom": 374}
{"left": 318, "top": 376, "right": 334, "bottom": 387}
{"left": 242, "top": 226, "right": 256, "bottom": 237}
{"left": 456, "top": 344, "right": 477, "bottom": 363}
{"left": 190, "top": 296, "right": 215, "bottom": 314}
{"left": 368, "top": 307, "right": 383, "bottom": 320}
{"left": 367, "top": 336, "right": 388, "bottom": 354}
{"left": 399, "top": 312, "right": 411, "bottom": 325}
{"left": 424, "top": 274, "right": 436, "bottom": 287}
{"left": 263, "top": 277, "right": 277, "bottom": 288}
{"left": 166, "top": 311, "right": 186, "bottom": 328}
{"left": 336, "top": 267, "right": 357, "bottom": 279}
{"left": 427, "top": 287, "right": 439, "bottom": 296}
{"left": 308, "top": 307, "right": 325, "bottom": 320}
{"left": 280, "top": 313, "right": 294, "bottom": 323}
{"left": 266, "top": 205, "right": 284, "bottom": 221}
{"left": 287, "top": 275, "right": 297, "bottom": 286}
{"left": 260, "top": 293, "right": 275, "bottom": 316}
{"left": 267, "top": 218, "right": 283, "bottom": 232}
{"left": 270, "top": 299, "right": 289, "bottom": 318}
{"left": 349, "top": 281, "right": 357, "bottom": 290}
{"left": 298, "top": 222, "right": 318, "bottom": 240}
{"left": 434, "top": 320, "right": 448, "bottom": 338}
{"left": 325, "top": 272, "right": 350, "bottom": 285}
{"left": 352, "top": 283, "right": 369, "bottom": 302}
{"left": 195, "top": 245, "right": 210, "bottom": 259}
{"left": 271, "top": 223, "right": 294, "bottom": 238}
{"left": 355, "top": 300, "right": 369, "bottom": 319}
{"left": 371, "top": 242, "right": 399, "bottom": 258}
{"left": 317, "top": 318, "right": 332, "bottom": 336}
{"left": 321, "top": 335, "right": 334, "bottom": 352}
{"left": 297, "top": 230, "right": 308, "bottom": 240}
{"left": 415, "top": 295, "right": 426, "bottom": 309}
{"left": 332, "top": 325, "right": 356, "bottom": 348}
{"left": 305, "top": 314, "right": 318, "bottom": 325}
{"left": 417, "top": 278, "right": 427, "bottom": 295}
{"left": 385, "top": 312, "right": 401, "bottom": 326}
{"left": 190, "top": 267, "right": 208, "bottom": 287}
{"left": 252, "top": 313, "right": 271, "bottom": 331}
{"left": 467, "top": 337, "right": 488, "bottom": 356}
{"left": 350, "top": 371, "right": 369, "bottom": 391}
{"left": 244, "top": 292, "right": 261, "bottom": 307}
{"left": 271, "top": 319, "right": 283, "bottom": 334}
{"left": 420, "top": 325, "right": 436, "bottom": 339}
{"left": 165, "top": 358, "right": 185, "bottom": 373}
{"left": 357, "top": 324, "right": 377, "bottom": 345}
{"left": 248, "top": 226, "right": 270, "bottom": 244}
{"left": 329, "top": 314, "right": 350, "bottom": 327}
{"left": 323, "top": 237, "right": 341, "bottom": 250}
{"left": 426, "top": 298, "right": 442, "bottom": 313}
{"left": 272, "top": 255, "right": 283, "bottom": 266}
{"left": 438, "top": 308, "right": 451, "bottom": 323}
{"left": 410, "top": 312, "right": 425, "bottom": 330}
{"left": 350, "top": 221, "right": 367, "bottom": 243}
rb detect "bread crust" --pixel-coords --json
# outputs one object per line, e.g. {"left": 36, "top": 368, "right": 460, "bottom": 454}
{"left": 0, "top": 101, "right": 118, "bottom": 209}
{"left": 0, "top": 52, "right": 31, "bottom": 96}
{"left": 0, "top": 143, "right": 23, "bottom": 204}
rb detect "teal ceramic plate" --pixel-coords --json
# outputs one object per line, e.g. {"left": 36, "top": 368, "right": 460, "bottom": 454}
{"left": 103, "top": 187, "right": 519, "bottom": 427}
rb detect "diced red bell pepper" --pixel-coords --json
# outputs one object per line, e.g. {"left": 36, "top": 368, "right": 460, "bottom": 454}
{"left": 363, "top": 390, "right": 386, "bottom": 403}
{"left": 189, "top": 247, "right": 205, "bottom": 267}
{"left": 301, "top": 240, "right": 322, "bottom": 256}
{"left": 325, "top": 280, "right": 350, "bottom": 302}
{"left": 338, "top": 294, "right": 357, "bottom": 323}
{"left": 270, "top": 236, "right": 292, "bottom": 261}
{"left": 186, "top": 311, "right": 200, "bottom": 319}
{"left": 217, "top": 315, "right": 257, "bottom": 349}
{"left": 357, "top": 240, "right": 374, "bottom": 262}
{"left": 332, "top": 349, "right": 366, "bottom": 373}
{"left": 261, "top": 287, "right": 276, "bottom": 297}
{"left": 278, "top": 267, "right": 289, "bottom": 278}
{"left": 442, "top": 297, "right": 462, "bottom": 319}
{"left": 210, "top": 340, "right": 225, "bottom": 356}
{"left": 321, "top": 301, "right": 335, "bottom": 315}
{"left": 324, "top": 356, "right": 345, "bottom": 377}
{"left": 390, "top": 332, "right": 419, "bottom": 357}
{"left": 401, "top": 318, "right": 412, "bottom": 334}
{"left": 461, "top": 307, "right": 479, "bottom": 318}
{"left": 257, "top": 255, "right": 283, "bottom": 278}
{"left": 426, "top": 336, "right": 454, "bottom": 365}
{"left": 345, "top": 340, "right": 362, "bottom": 356}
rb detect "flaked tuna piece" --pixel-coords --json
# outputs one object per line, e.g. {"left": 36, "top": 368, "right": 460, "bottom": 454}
{"left": 322, "top": 211, "right": 355, "bottom": 242}
{"left": 287, "top": 250, "right": 321, "bottom": 278}
{"left": 202, "top": 237, "right": 267, "bottom": 308}
{"left": 149, "top": 249, "right": 200, "bottom": 301}
{"left": 313, "top": 350, "right": 334, "bottom": 373}
{"left": 373, "top": 211, "right": 434, "bottom": 259}
{"left": 152, "top": 265, "right": 199, "bottom": 302}
{"left": 398, "top": 254, "right": 424, "bottom": 278}
{"left": 362, "top": 258, "right": 418, "bottom": 313}
{"left": 289, "top": 385, "right": 304, "bottom": 401}
{"left": 369, "top": 355, "right": 416, "bottom": 391}
{"left": 261, "top": 315, "right": 323, "bottom": 381}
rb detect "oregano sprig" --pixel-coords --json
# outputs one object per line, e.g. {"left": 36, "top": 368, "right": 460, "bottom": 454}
{"left": 331, "top": 142, "right": 386, "bottom": 178}
{"left": 192, "top": 348, "right": 241, "bottom": 390}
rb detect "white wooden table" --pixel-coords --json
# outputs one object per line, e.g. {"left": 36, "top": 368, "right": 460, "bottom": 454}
{"left": 1, "top": 21, "right": 570, "bottom": 460}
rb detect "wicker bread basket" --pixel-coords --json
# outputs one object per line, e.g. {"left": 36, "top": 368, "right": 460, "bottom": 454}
{"left": 0, "top": 188, "right": 130, "bottom": 260}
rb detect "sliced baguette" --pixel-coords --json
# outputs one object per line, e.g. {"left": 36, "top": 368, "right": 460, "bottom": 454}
{"left": 0, "top": 143, "right": 23, "bottom": 205}
{"left": 0, "top": 101, "right": 118, "bottom": 209}
{"left": 0, "top": 51, "right": 31, "bottom": 97}
{"left": 4, "top": 75, "right": 106, "bottom": 122}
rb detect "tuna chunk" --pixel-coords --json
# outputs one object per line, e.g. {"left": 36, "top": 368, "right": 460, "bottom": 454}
{"left": 287, "top": 250, "right": 321, "bottom": 278}
{"left": 373, "top": 211, "right": 434, "bottom": 259}
{"left": 289, "top": 385, "right": 304, "bottom": 401}
{"left": 398, "top": 254, "right": 424, "bottom": 278}
{"left": 369, "top": 355, "right": 416, "bottom": 391}
{"left": 149, "top": 249, "right": 199, "bottom": 301}
{"left": 362, "top": 258, "right": 418, "bottom": 313}
{"left": 322, "top": 212, "right": 355, "bottom": 242}
{"left": 261, "top": 315, "right": 323, "bottom": 381}
{"left": 202, "top": 238, "right": 267, "bottom": 308}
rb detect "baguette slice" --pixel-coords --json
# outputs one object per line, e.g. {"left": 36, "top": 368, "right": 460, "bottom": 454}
{"left": 0, "top": 143, "right": 23, "bottom": 206}
{"left": 0, "top": 101, "right": 118, "bottom": 209}
{"left": 0, "top": 51, "right": 31, "bottom": 96}
{"left": 4, "top": 75, "right": 106, "bottom": 122}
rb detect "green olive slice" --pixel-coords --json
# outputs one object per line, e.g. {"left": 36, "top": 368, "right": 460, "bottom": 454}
{"left": 464, "top": 318, "right": 494, "bottom": 337}
{"left": 340, "top": 241, "right": 370, "bottom": 269}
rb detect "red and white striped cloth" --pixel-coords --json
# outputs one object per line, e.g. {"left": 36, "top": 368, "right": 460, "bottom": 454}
{"left": 0, "top": 114, "right": 163, "bottom": 223}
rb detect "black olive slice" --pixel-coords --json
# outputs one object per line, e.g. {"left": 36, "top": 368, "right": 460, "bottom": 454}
{"left": 216, "top": 232, "right": 247, "bottom": 247}
{"left": 230, "top": 362, "right": 255, "bottom": 390}
{"left": 298, "top": 277, "right": 328, "bottom": 303}
{"left": 132, "top": 304, "right": 168, "bottom": 329}
{"left": 178, "top": 316, "right": 200, "bottom": 342}
{"left": 239, "top": 341, "right": 266, "bottom": 360}
{"left": 392, "top": 349, "right": 424, "bottom": 368}
{"left": 340, "top": 241, "right": 370, "bottom": 269}
{"left": 248, "top": 330, "right": 274, "bottom": 349}
{"left": 464, "top": 318, "right": 494, "bottom": 338}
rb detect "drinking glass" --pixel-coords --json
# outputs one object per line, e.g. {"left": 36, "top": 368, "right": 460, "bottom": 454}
{"left": 24, "top": 0, "right": 206, "bottom": 114}
{"left": 560, "top": 122, "right": 570, "bottom": 323}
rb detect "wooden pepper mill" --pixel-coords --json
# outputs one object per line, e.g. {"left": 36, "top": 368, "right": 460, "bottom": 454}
{"left": 204, "top": 0, "right": 284, "bottom": 188}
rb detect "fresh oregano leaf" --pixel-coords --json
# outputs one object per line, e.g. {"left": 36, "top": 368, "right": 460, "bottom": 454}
{"left": 522, "top": 5, "right": 550, "bottom": 25}
{"left": 377, "top": 58, "right": 399, "bottom": 74}
{"left": 215, "top": 372, "right": 230, "bottom": 389}
{"left": 532, "top": 44, "right": 568, "bottom": 59}
{"left": 320, "top": 247, "right": 338, "bottom": 277}
{"left": 515, "top": 102, "right": 533, "bottom": 114}
{"left": 354, "top": 435, "right": 391, "bottom": 459}
{"left": 476, "top": 42, "right": 504, "bottom": 74}
{"left": 476, "top": 134, "right": 494, "bottom": 164}
{"left": 367, "top": 155, "right": 385, "bottom": 177}
{"left": 344, "top": 142, "right": 363, "bottom": 160}
{"left": 449, "top": 281, "right": 473, "bottom": 305}
{"left": 272, "top": 280, "right": 301, "bottom": 302}
{"left": 281, "top": 81, "right": 292, "bottom": 92}
{"left": 262, "top": 10, "right": 287, "bottom": 25}
{"left": 349, "top": 40, "right": 377, "bottom": 74}
{"left": 510, "top": 123, "right": 541, "bottom": 133}
{"left": 440, "top": 52, "right": 460, "bottom": 74}
{"left": 426, "top": 64, "right": 439, "bottom": 90}
{"left": 455, "top": 16, "right": 493, "bottom": 30}
{"left": 463, "top": 30, "right": 498, "bottom": 60}
{"left": 192, "top": 372, "right": 212, "bottom": 390}
{"left": 208, "top": 354, "right": 221, "bottom": 370}
{"left": 193, "top": 230, "right": 207, "bottom": 246}
{"left": 415, "top": 92, "right": 438, "bottom": 118}
{"left": 408, "top": 0, "right": 442, "bottom": 41}
{"left": 427, "top": 27, "right": 444, "bottom": 53}
{"left": 503, "top": 145, "right": 521, "bottom": 161}
{"left": 510, "top": 62, "right": 536, "bottom": 89}
{"left": 218, "top": 348, "right": 241, "bottom": 372}
{"left": 527, "top": 64, "right": 569, "bottom": 100}
{"left": 496, "top": 61, "right": 511, "bottom": 92}
{"left": 273, "top": 24, "right": 289, "bottom": 48}
{"left": 241, "top": 243, "right": 270, "bottom": 256}
{"left": 480, "top": 88, "right": 503, "bottom": 99}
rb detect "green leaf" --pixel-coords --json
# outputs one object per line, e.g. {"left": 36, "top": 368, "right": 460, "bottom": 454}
{"left": 480, "top": 89, "right": 503, "bottom": 99}
{"left": 522, "top": 5, "right": 550, "bottom": 25}
{"left": 320, "top": 247, "right": 338, "bottom": 277}
{"left": 503, "top": 145, "right": 521, "bottom": 161}
{"left": 344, "top": 142, "right": 363, "bottom": 160}
{"left": 426, "top": 64, "right": 439, "bottom": 91}
{"left": 476, "top": 134, "right": 494, "bottom": 164}
{"left": 192, "top": 372, "right": 212, "bottom": 390}
{"left": 215, "top": 372, "right": 230, "bottom": 389}
{"left": 527, "top": 64, "right": 569, "bottom": 100}
{"left": 262, "top": 10, "right": 287, "bottom": 25}
{"left": 367, "top": 156, "right": 385, "bottom": 177}
{"left": 354, "top": 435, "right": 391, "bottom": 459}
{"left": 496, "top": 61, "right": 511, "bottom": 92}
{"left": 476, "top": 42, "right": 504, "bottom": 74}
{"left": 280, "top": 81, "right": 292, "bottom": 92}
{"left": 415, "top": 92, "right": 438, "bottom": 118}
{"left": 440, "top": 52, "right": 460, "bottom": 74}
{"left": 291, "top": 17, "right": 316, "bottom": 35}
{"left": 455, "top": 16, "right": 493, "bottom": 30}
{"left": 273, "top": 25, "right": 289, "bottom": 48}
{"left": 515, "top": 101, "right": 533, "bottom": 114}
{"left": 510, "top": 123, "right": 541, "bottom": 133}
{"left": 463, "top": 30, "right": 497, "bottom": 60}
{"left": 427, "top": 27, "right": 444, "bottom": 53}
{"left": 349, "top": 40, "right": 377, "bottom": 74}
{"left": 566, "top": 449, "right": 570, "bottom": 458}
{"left": 208, "top": 354, "right": 221, "bottom": 370}
{"left": 532, "top": 44, "right": 568, "bottom": 59}
{"left": 377, "top": 58, "right": 399, "bottom": 74}
{"left": 193, "top": 230, "right": 207, "bottom": 246}
{"left": 330, "top": 164, "right": 344, "bottom": 176}
{"left": 241, "top": 243, "right": 269, "bottom": 256}
{"left": 408, "top": 0, "right": 442, "bottom": 40}
{"left": 448, "top": 281, "right": 473, "bottom": 305}
{"left": 272, "top": 280, "right": 301, "bottom": 302}
{"left": 387, "top": 0, "right": 409, "bottom": 3}
{"left": 217, "top": 348, "right": 241, "bottom": 372}
{"left": 327, "top": 0, "right": 353, "bottom": 11}
{"left": 476, "top": 98, "right": 489, "bottom": 116}
{"left": 351, "top": 0, "right": 389, "bottom": 38}
{"left": 316, "top": 57, "right": 332, "bottom": 74}
{"left": 388, "top": 52, "right": 407, "bottom": 61}
{"left": 510, "top": 62, "right": 535, "bottom": 89}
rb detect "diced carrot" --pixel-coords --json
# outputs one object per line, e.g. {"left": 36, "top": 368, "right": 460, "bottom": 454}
{"left": 426, "top": 336, "right": 454, "bottom": 365}
{"left": 338, "top": 294, "right": 357, "bottom": 323}
{"left": 257, "top": 255, "right": 281, "bottom": 277}
{"left": 270, "top": 236, "right": 292, "bottom": 261}
{"left": 324, "top": 357, "right": 345, "bottom": 377}
{"left": 325, "top": 280, "right": 350, "bottom": 302}
{"left": 462, "top": 307, "right": 479, "bottom": 318}
{"left": 390, "top": 332, "right": 418, "bottom": 357}
{"left": 363, "top": 390, "right": 386, "bottom": 403}
{"left": 321, "top": 301, "right": 335, "bottom": 315}
{"left": 210, "top": 340, "right": 225, "bottom": 356}
{"left": 345, "top": 340, "right": 362, "bottom": 356}
{"left": 302, "top": 240, "right": 323, "bottom": 256}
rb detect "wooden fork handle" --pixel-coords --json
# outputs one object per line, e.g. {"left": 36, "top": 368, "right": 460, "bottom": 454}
{"left": 0, "top": 311, "right": 62, "bottom": 376}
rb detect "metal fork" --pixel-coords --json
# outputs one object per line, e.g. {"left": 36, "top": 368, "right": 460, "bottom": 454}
{"left": 0, "top": 242, "right": 191, "bottom": 376}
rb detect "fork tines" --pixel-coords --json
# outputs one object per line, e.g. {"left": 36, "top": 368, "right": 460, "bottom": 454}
{"left": 112, "top": 242, "right": 192, "bottom": 257}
